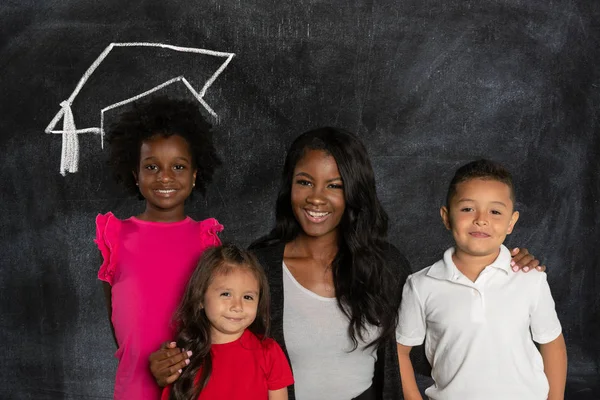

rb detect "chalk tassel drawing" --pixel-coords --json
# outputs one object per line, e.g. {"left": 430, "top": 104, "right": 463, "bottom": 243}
{"left": 45, "top": 42, "right": 235, "bottom": 176}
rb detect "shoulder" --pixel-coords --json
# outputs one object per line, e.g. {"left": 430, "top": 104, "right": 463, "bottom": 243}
{"left": 192, "top": 217, "right": 224, "bottom": 235}
{"left": 396, "top": 260, "right": 443, "bottom": 306}
{"left": 243, "top": 332, "right": 284, "bottom": 356}
{"left": 382, "top": 242, "right": 411, "bottom": 270}
{"left": 245, "top": 332, "right": 294, "bottom": 389}
{"left": 411, "top": 263, "right": 436, "bottom": 279}
{"left": 95, "top": 211, "right": 120, "bottom": 228}
{"left": 95, "top": 212, "right": 123, "bottom": 285}
{"left": 249, "top": 241, "right": 285, "bottom": 272}
{"left": 381, "top": 242, "right": 412, "bottom": 285}
{"left": 406, "top": 261, "right": 440, "bottom": 290}
{"left": 196, "top": 217, "right": 224, "bottom": 232}
{"left": 258, "top": 336, "right": 283, "bottom": 353}
{"left": 511, "top": 269, "right": 549, "bottom": 290}
{"left": 191, "top": 217, "right": 224, "bottom": 246}
{"left": 95, "top": 212, "right": 123, "bottom": 243}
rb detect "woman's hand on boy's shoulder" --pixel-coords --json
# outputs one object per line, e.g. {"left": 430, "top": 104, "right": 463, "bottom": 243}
{"left": 510, "top": 247, "right": 546, "bottom": 273}
{"left": 149, "top": 341, "right": 192, "bottom": 387}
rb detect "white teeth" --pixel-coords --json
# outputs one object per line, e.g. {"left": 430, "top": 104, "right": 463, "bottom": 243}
{"left": 156, "top": 189, "right": 175, "bottom": 194}
{"left": 307, "top": 210, "right": 330, "bottom": 218}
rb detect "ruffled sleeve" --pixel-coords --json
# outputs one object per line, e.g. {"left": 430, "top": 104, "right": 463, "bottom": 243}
{"left": 198, "top": 218, "right": 224, "bottom": 249}
{"left": 94, "top": 212, "right": 121, "bottom": 285}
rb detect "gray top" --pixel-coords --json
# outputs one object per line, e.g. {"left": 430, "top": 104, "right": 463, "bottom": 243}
{"left": 282, "top": 262, "right": 379, "bottom": 400}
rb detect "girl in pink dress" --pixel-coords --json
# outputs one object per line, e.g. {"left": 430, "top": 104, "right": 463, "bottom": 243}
{"left": 95, "top": 97, "right": 223, "bottom": 400}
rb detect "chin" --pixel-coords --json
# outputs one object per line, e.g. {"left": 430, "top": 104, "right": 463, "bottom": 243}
{"left": 302, "top": 228, "right": 335, "bottom": 239}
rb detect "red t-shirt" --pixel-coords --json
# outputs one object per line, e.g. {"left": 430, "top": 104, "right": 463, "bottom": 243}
{"left": 162, "top": 330, "right": 294, "bottom": 399}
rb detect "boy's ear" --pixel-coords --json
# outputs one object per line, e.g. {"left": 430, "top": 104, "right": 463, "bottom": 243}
{"left": 506, "top": 211, "right": 520, "bottom": 234}
{"left": 440, "top": 206, "right": 451, "bottom": 230}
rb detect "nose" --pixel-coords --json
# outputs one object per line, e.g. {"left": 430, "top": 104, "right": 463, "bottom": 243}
{"left": 474, "top": 211, "right": 488, "bottom": 226}
{"left": 306, "top": 187, "right": 327, "bottom": 206}
{"left": 157, "top": 168, "right": 174, "bottom": 183}
{"left": 230, "top": 297, "right": 243, "bottom": 312}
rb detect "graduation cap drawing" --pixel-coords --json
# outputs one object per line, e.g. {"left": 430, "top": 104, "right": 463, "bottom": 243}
{"left": 45, "top": 42, "right": 235, "bottom": 176}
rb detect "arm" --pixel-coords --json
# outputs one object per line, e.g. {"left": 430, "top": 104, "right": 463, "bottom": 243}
{"left": 510, "top": 247, "right": 545, "bottom": 272}
{"left": 397, "top": 344, "right": 423, "bottom": 400}
{"left": 268, "top": 388, "right": 288, "bottom": 400}
{"left": 149, "top": 344, "right": 192, "bottom": 387}
{"left": 102, "top": 282, "right": 118, "bottom": 348}
{"left": 540, "top": 334, "right": 567, "bottom": 400}
{"left": 530, "top": 274, "right": 565, "bottom": 399}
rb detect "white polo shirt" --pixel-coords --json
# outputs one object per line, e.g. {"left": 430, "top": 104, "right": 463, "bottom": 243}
{"left": 396, "top": 245, "right": 562, "bottom": 400}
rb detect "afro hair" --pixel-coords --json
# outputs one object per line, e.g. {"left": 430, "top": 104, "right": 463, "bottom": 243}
{"left": 106, "top": 96, "right": 222, "bottom": 197}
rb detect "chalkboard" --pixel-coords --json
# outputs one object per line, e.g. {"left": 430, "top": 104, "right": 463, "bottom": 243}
{"left": 0, "top": 0, "right": 598, "bottom": 398}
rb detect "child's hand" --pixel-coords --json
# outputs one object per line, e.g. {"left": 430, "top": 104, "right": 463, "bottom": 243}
{"left": 510, "top": 247, "right": 546, "bottom": 273}
{"left": 149, "top": 341, "right": 192, "bottom": 387}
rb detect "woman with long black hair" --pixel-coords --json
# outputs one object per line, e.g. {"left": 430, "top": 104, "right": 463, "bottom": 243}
{"left": 249, "top": 127, "right": 407, "bottom": 399}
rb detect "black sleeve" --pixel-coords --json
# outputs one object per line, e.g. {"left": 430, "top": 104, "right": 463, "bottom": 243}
{"left": 383, "top": 242, "right": 411, "bottom": 309}
{"left": 384, "top": 242, "right": 432, "bottom": 378}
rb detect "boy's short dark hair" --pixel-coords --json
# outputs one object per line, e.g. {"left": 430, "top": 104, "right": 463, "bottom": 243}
{"left": 107, "top": 95, "right": 222, "bottom": 196}
{"left": 446, "top": 159, "right": 515, "bottom": 206}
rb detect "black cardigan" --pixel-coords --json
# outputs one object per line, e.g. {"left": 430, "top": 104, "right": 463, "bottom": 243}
{"left": 252, "top": 241, "right": 413, "bottom": 400}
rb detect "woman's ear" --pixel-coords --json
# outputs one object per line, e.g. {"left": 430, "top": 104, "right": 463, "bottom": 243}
{"left": 132, "top": 170, "right": 138, "bottom": 186}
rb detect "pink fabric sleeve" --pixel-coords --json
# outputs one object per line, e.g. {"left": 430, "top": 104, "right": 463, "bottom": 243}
{"left": 94, "top": 212, "right": 121, "bottom": 285}
{"left": 198, "top": 218, "right": 224, "bottom": 248}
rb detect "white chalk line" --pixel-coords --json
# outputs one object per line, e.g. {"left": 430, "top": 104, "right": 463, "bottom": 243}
{"left": 45, "top": 42, "right": 235, "bottom": 175}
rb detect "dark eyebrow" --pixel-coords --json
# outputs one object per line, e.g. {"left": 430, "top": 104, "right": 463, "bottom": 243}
{"left": 294, "top": 172, "right": 342, "bottom": 183}
{"left": 457, "top": 198, "right": 508, "bottom": 207}
{"left": 213, "top": 286, "right": 259, "bottom": 296}
{"left": 141, "top": 156, "right": 191, "bottom": 162}
{"left": 295, "top": 172, "right": 314, "bottom": 179}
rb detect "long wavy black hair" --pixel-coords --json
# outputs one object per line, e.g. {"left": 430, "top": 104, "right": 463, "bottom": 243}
{"left": 250, "top": 127, "right": 396, "bottom": 349}
{"left": 169, "top": 244, "right": 270, "bottom": 400}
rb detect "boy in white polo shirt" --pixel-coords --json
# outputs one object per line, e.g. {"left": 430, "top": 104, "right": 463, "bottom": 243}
{"left": 396, "top": 159, "right": 567, "bottom": 400}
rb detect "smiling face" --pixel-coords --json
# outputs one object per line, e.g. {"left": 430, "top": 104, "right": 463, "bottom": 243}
{"left": 135, "top": 134, "right": 197, "bottom": 222}
{"left": 441, "top": 178, "right": 519, "bottom": 260}
{"left": 291, "top": 149, "right": 346, "bottom": 242}
{"left": 202, "top": 267, "right": 260, "bottom": 344}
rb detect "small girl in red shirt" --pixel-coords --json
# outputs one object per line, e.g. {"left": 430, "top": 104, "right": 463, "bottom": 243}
{"left": 163, "top": 244, "right": 294, "bottom": 400}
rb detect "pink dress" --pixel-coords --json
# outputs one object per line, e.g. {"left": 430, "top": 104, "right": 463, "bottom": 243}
{"left": 95, "top": 212, "right": 223, "bottom": 400}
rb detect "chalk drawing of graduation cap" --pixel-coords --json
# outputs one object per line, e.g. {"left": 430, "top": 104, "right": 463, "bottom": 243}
{"left": 45, "top": 42, "right": 235, "bottom": 176}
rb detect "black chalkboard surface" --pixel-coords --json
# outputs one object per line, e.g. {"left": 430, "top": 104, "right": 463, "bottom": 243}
{"left": 1, "top": 0, "right": 598, "bottom": 398}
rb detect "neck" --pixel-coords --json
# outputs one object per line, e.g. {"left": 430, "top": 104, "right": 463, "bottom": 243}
{"left": 137, "top": 204, "right": 186, "bottom": 222}
{"left": 289, "top": 231, "right": 339, "bottom": 263}
{"left": 452, "top": 247, "right": 500, "bottom": 282}
{"left": 210, "top": 328, "right": 245, "bottom": 345}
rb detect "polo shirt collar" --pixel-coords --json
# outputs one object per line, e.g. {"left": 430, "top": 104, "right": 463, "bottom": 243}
{"left": 427, "top": 244, "right": 513, "bottom": 281}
